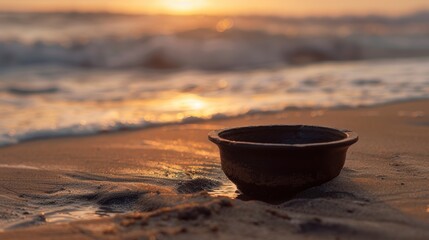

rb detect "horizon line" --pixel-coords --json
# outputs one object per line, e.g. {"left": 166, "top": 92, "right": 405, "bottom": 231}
{"left": 0, "top": 9, "right": 428, "bottom": 19}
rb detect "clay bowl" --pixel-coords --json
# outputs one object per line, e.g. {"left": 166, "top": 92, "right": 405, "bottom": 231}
{"left": 209, "top": 125, "right": 358, "bottom": 199}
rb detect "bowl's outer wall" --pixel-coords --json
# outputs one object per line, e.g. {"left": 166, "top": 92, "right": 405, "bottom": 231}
{"left": 217, "top": 144, "right": 349, "bottom": 197}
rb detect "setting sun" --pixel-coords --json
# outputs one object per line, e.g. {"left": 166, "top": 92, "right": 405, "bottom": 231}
{"left": 161, "top": 0, "right": 207, "bottom": 14}
{"left": 1, "top": 0, "right": 429, "bottom": 16}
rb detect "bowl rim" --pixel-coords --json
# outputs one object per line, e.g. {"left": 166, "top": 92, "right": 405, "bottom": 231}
{"left": 208, "top": 125, "right": 358, "bottom": 149}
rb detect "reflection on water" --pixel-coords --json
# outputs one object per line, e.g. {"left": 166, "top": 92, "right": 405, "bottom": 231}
{"left": 145, "top": 93, "right": 227, "bottom": 121}
{"left": 104, "top": 138, "right": 239, "bottom": 199}
{"left": 43, "top": 206, "right": 111, "bottom": 224}
{"left": 3, "top": 206, "right": 111, "bottom": 230}
{"left": 1, "top": 58, "right": 429, "bottom": 146}
{"left": 130, "top": 139, "right": 239, "bottom": 199}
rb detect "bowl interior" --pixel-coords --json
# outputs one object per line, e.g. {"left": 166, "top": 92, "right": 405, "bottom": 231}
{"left": 218, "top": 125, "right": 347, "bottom": 145}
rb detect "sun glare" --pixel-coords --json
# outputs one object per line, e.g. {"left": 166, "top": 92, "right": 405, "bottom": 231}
{"left": 174, "top": 94, "right": 207, "bottom": 111}
{"left": 161, "top": 0, "right": 206, "bottom": 14}
{"left": 216, "top": 18, "right": 234, "bottom": 32}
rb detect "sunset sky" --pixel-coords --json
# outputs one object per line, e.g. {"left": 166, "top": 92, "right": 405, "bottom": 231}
{"left": 1, "top": 0, "right": 428, "bottom": 16}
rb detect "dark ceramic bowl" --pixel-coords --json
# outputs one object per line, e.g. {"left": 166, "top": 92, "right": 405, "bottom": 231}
{"left": 209, "top": 125, "right": 358, "bottom": 198}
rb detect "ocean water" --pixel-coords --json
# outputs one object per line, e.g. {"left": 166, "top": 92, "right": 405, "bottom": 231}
{"left": 1, "top": 12, "right": 429, "bottom": 146}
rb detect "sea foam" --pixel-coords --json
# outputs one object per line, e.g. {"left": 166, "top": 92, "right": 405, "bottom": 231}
{"left": 0, "top": 58, "right": 428, "bottom": 146}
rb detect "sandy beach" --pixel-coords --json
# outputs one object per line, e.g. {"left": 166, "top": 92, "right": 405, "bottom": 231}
{"left": 2, "top": 4, "right": 429, "bottom": 240}
{"left": 0, "top": 100, "right": 428, "bottom": 239}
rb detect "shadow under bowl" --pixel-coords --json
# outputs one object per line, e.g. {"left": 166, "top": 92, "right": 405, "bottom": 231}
{"left": 208, "top": 125, "right": 358, "bottom": 199}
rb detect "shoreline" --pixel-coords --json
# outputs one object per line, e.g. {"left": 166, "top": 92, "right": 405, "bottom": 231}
{"left": 0, "top": 100, "right": 428, "bottom": 239}
{"left": 2, "top": 97, "right": 429, "bottom": 149}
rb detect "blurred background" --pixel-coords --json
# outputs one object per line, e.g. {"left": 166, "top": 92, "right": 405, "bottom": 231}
{"left": 1, "top": 0, "right": 429, "bottom": 145}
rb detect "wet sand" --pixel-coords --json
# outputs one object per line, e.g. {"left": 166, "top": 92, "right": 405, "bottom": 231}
{"left": 0, "top": 100, "right": 428, "bottom": 239}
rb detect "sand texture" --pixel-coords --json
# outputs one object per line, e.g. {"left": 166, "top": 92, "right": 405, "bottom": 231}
{"left": 0, "top": 100, "right": 428, "bottom": 239}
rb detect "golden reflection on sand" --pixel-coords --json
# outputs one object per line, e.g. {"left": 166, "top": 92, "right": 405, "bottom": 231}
{"left": 141, "top": 140, "right": 218, "bottom": 158}
{"left": 210, "top": 182, "right": 239, "bottom": 199}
